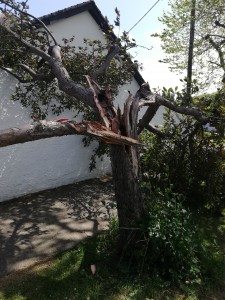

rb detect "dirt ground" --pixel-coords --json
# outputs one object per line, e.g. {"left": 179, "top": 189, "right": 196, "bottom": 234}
{"left": 0, "top": 177, "right": 115, "bottom": 277}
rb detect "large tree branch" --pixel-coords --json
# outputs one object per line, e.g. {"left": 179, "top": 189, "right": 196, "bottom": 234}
{"left": 154, "top": 94, "right": 209, "bottom": 123}
{"left": 0, "top": 120, "right": 142, "bottom": 148}
{"left": 18, "top": 64, "right": 55, "bottom": 82}
{"left": 134, "top": 83, "right": 210, "bottom": 136}
{"left": 91, "top": 44, "right": 120, "bottom": 79}
{"left": 0, "top": 25, "right": 95, "bottom": 108}
{"left": 138, "top": 103, "right": 160, "bottom": 134}
{"left": 0, "top": 7, "right": 94, "bottom": 109}
{"left": 37, "top": 45, "right": 95, "bottom": 109}
{"left": 141, "top": 93, "right": 209, "bottom": 124}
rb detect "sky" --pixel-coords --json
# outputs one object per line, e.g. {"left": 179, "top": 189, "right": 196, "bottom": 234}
{"left": 26, "top": 0, "right": 183, "bottom": 90}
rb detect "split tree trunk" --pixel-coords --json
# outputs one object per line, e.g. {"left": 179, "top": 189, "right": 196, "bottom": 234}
{"left": 110, "top": 144, "right": 145, "bottom": 246}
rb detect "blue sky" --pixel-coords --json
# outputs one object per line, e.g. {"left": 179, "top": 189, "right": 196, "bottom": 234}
{"left": 27, "top": 0, "right": 182, "bottom": 90}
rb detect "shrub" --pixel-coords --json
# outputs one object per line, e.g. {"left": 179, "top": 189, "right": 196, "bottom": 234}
{"left": 140, "top": 186, "right": 201, "bottom": 283}
{"left": 140, "top": 103, "right": 225, "bottom": 211}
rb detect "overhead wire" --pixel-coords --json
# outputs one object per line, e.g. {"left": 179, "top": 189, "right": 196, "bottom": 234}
{"left": 127, "top": 0, "right": 161, "bottom": 33}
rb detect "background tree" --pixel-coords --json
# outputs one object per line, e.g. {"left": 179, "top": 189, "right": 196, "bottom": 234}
{"left": 186, "top": 0, "right": 196, "bottom": 101}
{"left": 154, "top": 0, "right": 225, "bottom": 91}
{"left": 142, "top": 0, "right": 225, "bottom": 209}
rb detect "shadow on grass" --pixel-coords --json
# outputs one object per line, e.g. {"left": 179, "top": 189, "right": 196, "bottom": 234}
{"left": 0, "top": 239, "right": 162, "bottom": 300}
{"left": 0, "top": 211, "right": 225, "bottom": 300}
{"left": 0, "top": 178, "right": 115, "bottom": 277}
{"left": 194, "top": 210, "right": 225, "bottom": 296}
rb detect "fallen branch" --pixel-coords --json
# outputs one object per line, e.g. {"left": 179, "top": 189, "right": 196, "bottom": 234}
{"left": 0, "top": 120, "right": 142, "bottom": 148}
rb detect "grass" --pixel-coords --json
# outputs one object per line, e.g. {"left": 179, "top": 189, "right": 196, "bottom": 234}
{"left": 0, "top": 212, "right": 224, "bottom": 300}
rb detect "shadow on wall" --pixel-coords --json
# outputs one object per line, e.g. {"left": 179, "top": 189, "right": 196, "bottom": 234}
{"left": 0, "top": 178, "right": 115, "bottom": 277}
{"left": 0, "top": 72, "right": 31, "bottom": 129}
{"left": 0, "top": 71, "right": 112, "bottom": 202}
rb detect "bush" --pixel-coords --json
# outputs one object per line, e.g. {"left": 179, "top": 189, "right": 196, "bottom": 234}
{"left": 140, "top": 105, "right": 225, "bottom": 211}
{"left": 139, "top": 186, "right": 201, "bottom": 283}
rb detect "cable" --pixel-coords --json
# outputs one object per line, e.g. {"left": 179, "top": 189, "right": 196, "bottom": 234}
{"left": 127, "top": 0, "right": 161, "bottom": 33}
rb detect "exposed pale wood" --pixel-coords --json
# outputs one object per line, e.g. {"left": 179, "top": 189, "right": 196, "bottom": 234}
{"left": 0, "top": 120, "right": 142, "bottom": 148}
{"left": 123, "top": 94, "right": 133, "bottom": 136}
{"left": 85, "top": 75, "right": 111, "bottom": 128}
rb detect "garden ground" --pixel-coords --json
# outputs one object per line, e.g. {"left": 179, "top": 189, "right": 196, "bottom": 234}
{"left": 0, "top": 178, "right": 224, "bottom": 300}
{"left": 0, "top": 177, "right": 115, "bottom": 277}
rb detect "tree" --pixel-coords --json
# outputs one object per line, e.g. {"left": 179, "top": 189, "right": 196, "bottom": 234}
{"left": 0, "top": 0, "right": 214, "bottom": 247}
{"left": 186, "top": 0, "right": 196, "bottom": 101}
{"left": 154, "top": 0, "right": 225, "bottom": 91}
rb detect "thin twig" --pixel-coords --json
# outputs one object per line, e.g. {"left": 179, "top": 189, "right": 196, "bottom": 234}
{"left": 0, "top": 65, "right": 34, "bottom": 83}
{"left": 18, "top": 63, "right": 55, "bottom": 82}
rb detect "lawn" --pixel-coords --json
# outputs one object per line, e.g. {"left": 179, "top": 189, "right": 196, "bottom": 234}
{"left": 0, "top": 211, "right": 224, "bottom": 300}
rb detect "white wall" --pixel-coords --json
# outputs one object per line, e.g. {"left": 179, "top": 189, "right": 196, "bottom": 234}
{"left": 0, "top": 71, "right": 111, "bottom": 202}
{"left": 48, "top": 11, "right": 105, "bottom": 45}
{"left": 0, "top": 11, "right": 156, "bottom": 202}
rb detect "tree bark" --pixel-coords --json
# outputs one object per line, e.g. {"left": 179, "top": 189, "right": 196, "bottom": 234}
{"left": 110, "top": 144, "right": 145, "bottom": 246}
{"left": 0, "top": 120, "right": 142, "bottom": 148}
{"left": 186, "top": 0, "right": 196, "bottom": 102}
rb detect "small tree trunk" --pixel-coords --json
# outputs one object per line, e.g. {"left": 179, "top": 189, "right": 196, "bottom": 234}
{"left": 186, "top": 0, "right": 196, "bottom": 102}
{"left": 110, "top": 144, "right": 145, "bottom": 246}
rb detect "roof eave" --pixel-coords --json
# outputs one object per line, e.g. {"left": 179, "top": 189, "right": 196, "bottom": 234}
{"left": 39, "top": 1, "right": 145, "bottom": 86}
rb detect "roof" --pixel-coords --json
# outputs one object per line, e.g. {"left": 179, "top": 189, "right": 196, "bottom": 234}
{"left": 39, "top": 1, "right": 145, "bottom": 86}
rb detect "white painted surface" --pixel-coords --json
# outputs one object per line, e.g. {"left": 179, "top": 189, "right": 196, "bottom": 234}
{"left": 48, "top": 11, "right": 105, "bottom": 45}
{"left": 0, "top": 71, "right": 110, "bottom": 202}
{"left": 0, "top": 11, "right": 163, "bottom": 202}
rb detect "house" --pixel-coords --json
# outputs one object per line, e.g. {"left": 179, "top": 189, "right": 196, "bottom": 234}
{"left": 0, "top": 1, "right": 160, "bottom": 202}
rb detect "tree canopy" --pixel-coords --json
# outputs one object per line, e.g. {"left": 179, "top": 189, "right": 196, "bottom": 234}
{"left": 153, "top": 0, "right": 225, "bottom": 91}
{"left": 0, "top": 0, "right": 213, "bottom": 145}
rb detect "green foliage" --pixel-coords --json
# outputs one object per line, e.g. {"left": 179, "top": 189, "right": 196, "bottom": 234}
{"left": 194, "top": 88, "right": 225, "bottom": 135}
{"left": 1, "top": 211, "right": 224, "bottom": 299}
{"left": 0, "top": 2, "right": 143, "bottom": 120}
{"left": 161, "top": 80, "right": 200, "bottom": 106}
{"left": 138, "top": 186, "right": 201, "bottom": 283}
{"left": 154, "top": 0, "right": 225, "bottom": 90}
{"left": 93, "top": 192, "right": 200, "bottom": 285}
{"left": 82, "top": 136, "right": 110, "bottom": 171}
{"left": 9, "top": 36, "right": 137, "bottom": 120}
{"left": 195, "top": 210, "right": 225, "bottom": 291}
{"left": 140, "top": 89, "right": 225, "bottom": 211}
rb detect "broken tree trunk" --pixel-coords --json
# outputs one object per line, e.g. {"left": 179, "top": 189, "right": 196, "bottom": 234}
{"left": 110, "top": 144, "right": 145, "bottom": 245}
{"left": 109, "top": 87, "right": 150, "bottom": 246}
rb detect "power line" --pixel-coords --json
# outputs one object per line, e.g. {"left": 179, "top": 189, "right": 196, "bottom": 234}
{"left": 127, "top": 0, "right": 161, "bottom": 33}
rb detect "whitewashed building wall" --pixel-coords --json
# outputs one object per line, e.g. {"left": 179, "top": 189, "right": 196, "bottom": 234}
{"left": 0, "top": 10, "right": 162, "bottom": 202}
